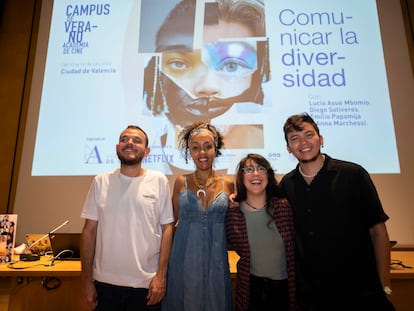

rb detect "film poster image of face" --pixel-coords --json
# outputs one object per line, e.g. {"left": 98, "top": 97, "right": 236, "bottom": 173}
{"left": 135, "top": 0, "right": 271, "bottom": 174}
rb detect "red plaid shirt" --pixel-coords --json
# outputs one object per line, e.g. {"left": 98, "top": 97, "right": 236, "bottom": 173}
{"left": 226, "top": 197, "right": 297, "bottom": 311}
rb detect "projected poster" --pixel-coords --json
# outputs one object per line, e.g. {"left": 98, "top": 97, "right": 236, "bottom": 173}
{"left": 32, "top": 0, "right": 400, "bottom": 176}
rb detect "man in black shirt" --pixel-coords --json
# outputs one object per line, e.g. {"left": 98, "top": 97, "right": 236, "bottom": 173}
{"left": 279, "top": 113, "right": 395, "bottom": 311}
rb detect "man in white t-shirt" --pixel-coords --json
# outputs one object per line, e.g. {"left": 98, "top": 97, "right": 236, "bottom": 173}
{"left": 80, "top": 125, "right": 174, "bottom": 311}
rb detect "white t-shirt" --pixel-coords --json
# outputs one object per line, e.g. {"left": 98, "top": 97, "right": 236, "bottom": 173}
{"left": 81, "top": 168, "right": 174, "bottom": 288}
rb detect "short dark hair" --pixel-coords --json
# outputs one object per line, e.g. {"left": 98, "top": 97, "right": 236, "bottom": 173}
{"left": 283, "top": 113, "right": 320, "bottom": 144}
{"left": 120, "top": 125, "right": 149, "bottom": 147}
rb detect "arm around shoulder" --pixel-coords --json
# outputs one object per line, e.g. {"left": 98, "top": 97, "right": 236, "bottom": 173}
{"left": 224, "top": 175, "right": 235, "bottom": 194}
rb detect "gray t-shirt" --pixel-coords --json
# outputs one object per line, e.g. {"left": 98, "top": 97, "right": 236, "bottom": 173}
{"left": 241, "top": 204, "right": 288, "bottom": 280}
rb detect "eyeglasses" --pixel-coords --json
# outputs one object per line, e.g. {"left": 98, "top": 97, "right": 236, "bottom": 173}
{"left": 242, "top": 166, "right": 267, "bottom": 175}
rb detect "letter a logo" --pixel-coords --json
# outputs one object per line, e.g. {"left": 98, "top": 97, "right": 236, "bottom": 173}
{"left": 85, "top": 145, "right": 102, "bottom": 164}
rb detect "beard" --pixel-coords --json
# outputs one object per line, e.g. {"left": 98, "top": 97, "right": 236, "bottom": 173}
{"left": 299, "top": 150, "right": 321, "bottom": 164}
{"left": 117, "top": 151, "right": 143, "bottom": 166}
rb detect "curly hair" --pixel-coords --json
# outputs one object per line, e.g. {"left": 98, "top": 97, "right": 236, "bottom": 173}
{"left": 177, "top": 122, "right": 224, "bottom": 163}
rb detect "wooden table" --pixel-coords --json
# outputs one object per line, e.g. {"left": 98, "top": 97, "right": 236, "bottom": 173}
{"left": 389, "top": 251, "right": 414, "bottom": 311}
{"left": 1, "top": 251, "right": 413, "bottom": 311}
{"left": 0, "top": 255, "right": 83, "bottom": 311}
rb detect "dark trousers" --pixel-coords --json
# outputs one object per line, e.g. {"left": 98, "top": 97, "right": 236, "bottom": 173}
{"left": 94, "top": 281, "right": 161, "bottom": 311}
{"left": 298, "top": 292, "right": 396, "bottom": 311}
{"left": 248, "top": 274, "right": 288, "bottom": 311}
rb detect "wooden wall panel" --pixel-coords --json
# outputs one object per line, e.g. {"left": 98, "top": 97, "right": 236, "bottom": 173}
{"left": 0, "top": 0, "right": 37, "bottom": 213}
{"left": 401, "top": 0, "right": 414, "bottom": 75}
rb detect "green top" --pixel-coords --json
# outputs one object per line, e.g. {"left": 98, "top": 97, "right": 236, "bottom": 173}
{"left": 242, "top": 203, "right": 287, "bottom": 280}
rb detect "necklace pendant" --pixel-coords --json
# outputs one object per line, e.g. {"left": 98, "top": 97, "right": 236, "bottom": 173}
{"left": 197, "top": 189, "right": 206, "bottom": 198}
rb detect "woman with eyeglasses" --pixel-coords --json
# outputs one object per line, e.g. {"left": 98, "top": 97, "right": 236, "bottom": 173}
{"left": 226, "top": 153, "right": 297, "bottom": 311}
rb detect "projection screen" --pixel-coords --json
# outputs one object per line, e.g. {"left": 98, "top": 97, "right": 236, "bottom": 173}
{"left": 30, "top": 0, "right": 399, "bottom": 176}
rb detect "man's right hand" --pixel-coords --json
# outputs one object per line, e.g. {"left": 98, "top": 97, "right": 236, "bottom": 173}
{"left": 81, "top": 281, "right": 98, "bottom": 310}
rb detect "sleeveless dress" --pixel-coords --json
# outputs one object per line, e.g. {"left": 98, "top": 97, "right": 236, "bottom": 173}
{"left": 162, "top": 177, "right": 233, "bottom": 311}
